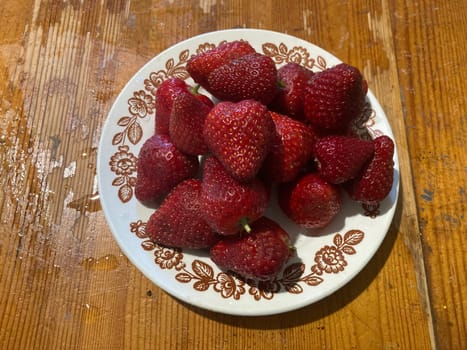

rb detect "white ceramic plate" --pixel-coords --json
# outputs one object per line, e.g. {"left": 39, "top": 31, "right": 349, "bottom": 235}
{"left": 97, "top": 29, "right": 399, "bottom": 316}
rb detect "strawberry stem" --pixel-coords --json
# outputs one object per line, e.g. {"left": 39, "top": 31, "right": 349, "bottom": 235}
{"left": 239, "top": 217, "right": 252, "bottom": 233}
{"left": 191, "top": 84, "right": 201, "bottom": 95}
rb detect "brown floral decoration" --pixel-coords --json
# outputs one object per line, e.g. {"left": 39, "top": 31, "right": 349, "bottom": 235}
{"left": 129, "top": 220, "right": 365, "bottom": 301}
{"left": 109, "top": 145, "right": 137, "bottom": 203}
{"left": 365, "top": 108, "right": 384, "bottom": 138}
{"left": 262, "top": 42, "right": 328, "bottom": 70}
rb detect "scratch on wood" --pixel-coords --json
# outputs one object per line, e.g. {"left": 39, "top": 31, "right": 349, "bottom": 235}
{"left": 421, "top": 189, "right": 434, "bottom": 201}
{"left": 199, "top": 0, "right": 217, "bottom": 14}
{"left": 302, "top": 9, "right": 312, "bottom": 36}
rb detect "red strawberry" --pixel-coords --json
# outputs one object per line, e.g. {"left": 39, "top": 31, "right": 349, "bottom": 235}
{"left": 200, "top": 157, "right": 269, "bottom": 236}
{"left": 169, "top": 89, "right": 212, "bottom": 155}
{"left": 187, "top": 40, "right": 256, "bottom": 89}
{"left": 314, "top": 135, "right": 374, "bottom": 184}
{"left": 279, "top": 173, "right": 342, "bottom": 229}
{"left": 146, "top": 179, "right": 219, "bottom": 249}
{"left": 135, "top": 134, "right": 199, "bottom": 205}
{"left": 260, "top": 112, "right": 317, "bottom": 183}
{"left": 346, "top": 135, "right": 395, "bottom": 209}
{"left": 155, "top": 78, "right": 186, "bottom": 135}
{"left": 210, "top": 217, "right": 293, "bottom": 280}
{"left": 203, "top": 100, "right": 275, "bottom": 182}
{"left": 303, "top": 63, "right": 366, "bottom": 132}
{"left": 206, "top": 53, "right": 279, "bottom": 104}
{"left": 269, "top": 63, "right": 314, "bottom": 120}
{"left": 155, "top": 78, "right": 212, "bottom": 135}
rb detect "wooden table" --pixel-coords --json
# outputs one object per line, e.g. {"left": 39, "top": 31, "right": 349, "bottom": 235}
{"left": 0, "top": 1, "right": 465, "bottom": 349}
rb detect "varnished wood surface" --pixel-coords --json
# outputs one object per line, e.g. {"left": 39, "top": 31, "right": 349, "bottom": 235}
{"left": 0, "top": 1, "right": 465, "bottom": 349}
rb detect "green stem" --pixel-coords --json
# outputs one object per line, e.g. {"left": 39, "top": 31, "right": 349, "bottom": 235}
{"left": 239, "top": 217, "right": 252, "bottom": 233}
{"left": 190, "top": 84, "right": 201, "bottom": 95}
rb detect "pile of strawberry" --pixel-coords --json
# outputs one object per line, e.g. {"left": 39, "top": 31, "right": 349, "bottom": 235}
{"left": 135, "top": 40, "right": 395, "bottom": 282}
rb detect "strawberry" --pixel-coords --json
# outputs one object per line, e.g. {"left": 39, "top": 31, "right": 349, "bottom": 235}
{"left": 203, "top": 100, "right": 275, "bottom": 182}
{"left": 260, "top": 112, "right": 317, "bottom": 183}
{"left": 155, "top": 78, "right": 212, "bottom": 135}
{"left": 135, "top": 134, "right": 199, "bottom": 205}
{"left": 154, "top": 78, "right": 186, "bottom": 135}
{"left": 303, "top": 63, "right": 366, "bottom": 133}
{"left": 146, "top": 179, "right": 219, "bottom": 249}
{"left": 206, "top": 52, "right": 279, "bottom": 104}
{"left": 187, "top": 40, "right": 256, "bottom": 89}
{"left": 169, "top": 89, "right": 212, "bottom": 155}
{"left": 279, "top": 173, "right": 342, "bottom": 229}
{"left": 269, "top": 63, "right": 314, "bottom": 120}
{"left": 314, "top": 135, "right": 375, "bottom": 184}
{"left": 210, "top": 217, "right": 293, "bottom": 280}
{"left": 200, "top": 157, "right": 269, "bottom": 236}
{"left": 346, "top": 135, "right": 395, "bottom": 208}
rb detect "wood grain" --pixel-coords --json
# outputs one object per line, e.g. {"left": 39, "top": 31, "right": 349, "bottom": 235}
{"left": 389, "top": 1, "right": 467, "bottom": 349}
{"left": 0, "top": 1, "right": 465, "bottom": 349}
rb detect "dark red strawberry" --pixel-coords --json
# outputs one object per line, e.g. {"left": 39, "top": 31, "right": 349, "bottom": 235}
{"left": 155, "top": 78, "right": 212, "bottom": 135}
{"left": 210, "top": 217, "right": 293, "bottom": 280}
{"left": 303, "top": 63, "right": 366, "bottom": 132}
{"left": 279, "top": 173, "right": 342, "bottom": 229}
{"left": 269, "top": 63, "right": 314, "bottom": 120}
{"left": 206, "top": 53, "right": 279, "bottom": 104}
{"left": 346, "top": 135, "right": 395, "bottom": 208}
{"left": 187, "top": 40, "right": 256, "bottom": 88}
{"left": 155, "top": 78, "right": 186, "bottom": 135}
{"left": 200, "top": 157, "right": 269, "bottom": 236}
{"left": 135, "top": 134, "right": 199, "bottom": 205}
{"left": 203, "top": 100, "right": 275, "bottom": 182}
{"left": 169, "top": 90, "right": 212, "bottom": 155}
{"left": 314, "top": 135, "right": 374, "bottom": 184}
{"left": 260, "top": 112, "right": 317, "bottom": 183}
{"left": 146, "top": 179, "right": 219, "bottom": 249}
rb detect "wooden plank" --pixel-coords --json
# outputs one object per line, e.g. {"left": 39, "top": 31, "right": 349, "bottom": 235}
{"left": 389, "top": 1, "right": 467, "bottom": 349}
